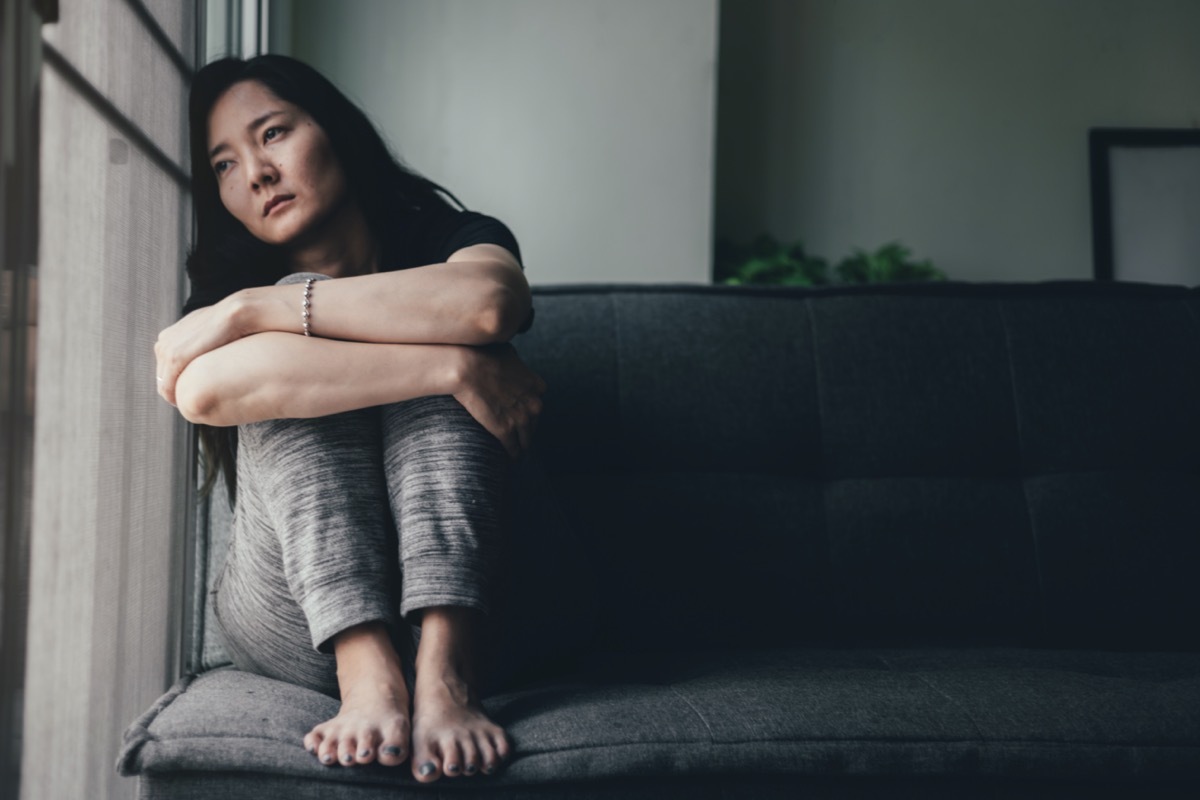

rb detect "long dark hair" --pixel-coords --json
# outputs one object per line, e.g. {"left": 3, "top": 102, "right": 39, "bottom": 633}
{"left": 186, "top": 54, "right": 466, "bottom": 504}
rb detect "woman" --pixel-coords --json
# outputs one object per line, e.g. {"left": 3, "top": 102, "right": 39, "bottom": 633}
{"left": 153, "top": 54, "right": 545, "bottom": 784}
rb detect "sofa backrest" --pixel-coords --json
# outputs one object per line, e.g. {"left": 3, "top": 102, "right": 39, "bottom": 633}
{"left": 196, "top": 280, "right": 1200, "bottom": 671}
{"left": 508, "top": 281, "right": 1200, "bottom": 655}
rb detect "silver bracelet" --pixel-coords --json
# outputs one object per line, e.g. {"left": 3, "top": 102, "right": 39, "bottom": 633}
{"left": 301, "top": 277, "right": 314, "bottom": 336}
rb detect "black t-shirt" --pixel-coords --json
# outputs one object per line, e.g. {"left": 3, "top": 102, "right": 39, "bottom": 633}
{"left": 182, "top": 207, "right": 533, "bottom": 333}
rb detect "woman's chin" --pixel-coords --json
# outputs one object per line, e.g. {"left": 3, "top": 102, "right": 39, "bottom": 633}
{"left": 254, "top": 220, "right": 306, "bottom": 248}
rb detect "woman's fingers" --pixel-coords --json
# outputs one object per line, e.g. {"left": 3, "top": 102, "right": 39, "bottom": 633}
{"left": 153, "top": 340, "right": 180, "bottom": 406}
{"left": 512, "top": 396, "right": 541, "bottom": 459}
{"left": 514, "top": 420, "right": 532, "bottom": 458}
{"left": 453, "top": 346, "right": 545, "bottom": 458}
{"left": 153, "top": 301, "right": 240, "bottom": 409}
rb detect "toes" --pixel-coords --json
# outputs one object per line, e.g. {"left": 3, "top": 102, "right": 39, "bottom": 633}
{"left": 378, "top": 741, "right": 407, "bottom": 767}
{"left": 317, "top": 736, "right": 339, "bottom": 767}
{"left": 377, "top": 717, "right": 409, "bottom": 767}
{"left": 440, "top": 736, "right": 464, "bottom": 778}
{"left": 354, "top": 729, "right": 380, "bottom": 764}
{"left": 459, "top": 734, "right": 480, "bottom": 776}
{"left": 412, "top": 740, "right": 441, "bottom": 783}
{"left": 338, "top": 736, "right": 358, "bottom": 766}
{"left": 490, "top": 729, "right": 512, "bottom": 763}
{"left": 415, "top": 734, "right": 448, "bottom": 786}
{"left": 473, "top": 731, "right": 497, "bottom": 776}
{"left": 303, "top": 729, "right": 324, "bottom": 757}
{"left": 414, "top": 758, "right": 439, "bottom": 782}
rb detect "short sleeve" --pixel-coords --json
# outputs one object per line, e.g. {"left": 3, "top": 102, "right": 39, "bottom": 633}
{"left": 415, "top": 209, "right": 524, "bottom": 270}
{"left": 406, "top": 208, "right": 533, "bottom": 334}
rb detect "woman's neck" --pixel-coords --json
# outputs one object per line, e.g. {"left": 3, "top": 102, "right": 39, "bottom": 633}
{"left": 287, "top": 199, "right": 379, "bottom": 278}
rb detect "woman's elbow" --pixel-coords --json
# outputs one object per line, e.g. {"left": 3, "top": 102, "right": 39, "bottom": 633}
{"left": 175, "top": 360, "right": 229, "bottom": 426}
{"left": 477, "top": 282, "right": 533, "bottom": 343}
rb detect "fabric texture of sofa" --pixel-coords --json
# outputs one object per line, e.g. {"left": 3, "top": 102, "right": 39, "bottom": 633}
{"left": 119, "top": 280, "right": 1200, "bottom": 798}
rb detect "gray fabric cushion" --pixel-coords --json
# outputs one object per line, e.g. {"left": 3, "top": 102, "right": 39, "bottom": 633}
{"left": 133, "top": 773, "right": 1200, "bottom": 800}
{"left": 119, "top": 647, "right": 1200, "bottom": 790}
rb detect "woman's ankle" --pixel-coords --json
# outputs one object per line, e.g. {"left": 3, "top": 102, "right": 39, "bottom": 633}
{"left": 333, "top": 621, "right": 409, "bottom": 693}
{"left": 412, "top": 607, "right": 485, "bottom": 687}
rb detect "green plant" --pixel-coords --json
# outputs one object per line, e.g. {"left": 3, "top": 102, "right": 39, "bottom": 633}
{"left": 714, "top": 235, "right": 946, "bottom": 286}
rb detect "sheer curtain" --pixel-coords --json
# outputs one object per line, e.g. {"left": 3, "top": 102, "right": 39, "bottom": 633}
{"left": 21, "top": 1, "right": 197, "bottom": 798}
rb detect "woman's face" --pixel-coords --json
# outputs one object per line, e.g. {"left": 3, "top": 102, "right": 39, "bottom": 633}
{"left": 206, "top": 79, "right": 348, "bottom": 246}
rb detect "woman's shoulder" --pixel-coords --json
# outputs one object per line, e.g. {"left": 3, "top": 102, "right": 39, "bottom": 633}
{"left": 388, "top": 205, "right": 523, "bottom": 270}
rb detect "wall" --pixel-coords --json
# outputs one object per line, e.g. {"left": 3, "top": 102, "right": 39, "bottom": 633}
{"left": 715, "top": 0, "right": 1200, "bottom": 282}
{"left": 282, "top": 0, "right": 719, "bottom": 284}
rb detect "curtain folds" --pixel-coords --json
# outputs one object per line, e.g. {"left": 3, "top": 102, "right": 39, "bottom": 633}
{"left": 22, "top": 1, "right": 196, "bottom": 798}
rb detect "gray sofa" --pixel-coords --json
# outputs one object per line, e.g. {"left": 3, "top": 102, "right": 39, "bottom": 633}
{"left": 119, "top": 280, "right": 1200, "bottom": 798}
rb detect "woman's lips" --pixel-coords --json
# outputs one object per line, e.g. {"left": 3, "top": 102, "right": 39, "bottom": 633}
{"left": 265, "top": 196, "right": 295, "bottom": 216}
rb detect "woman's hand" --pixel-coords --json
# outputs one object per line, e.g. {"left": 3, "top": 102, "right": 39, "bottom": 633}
{"left": 155, "top": 294, "right": 254, "bottom": 407}
{"left": 452, "top": 343, "right": 547, "bottom": 460}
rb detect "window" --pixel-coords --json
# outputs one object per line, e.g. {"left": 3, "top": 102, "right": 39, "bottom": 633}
{"left": 10, "top": 1, "right": 203, "bottom": 797}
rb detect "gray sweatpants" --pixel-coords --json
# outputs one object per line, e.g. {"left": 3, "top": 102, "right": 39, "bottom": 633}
{"left": 211, "top": 272, "right": 512, "bottom": 699}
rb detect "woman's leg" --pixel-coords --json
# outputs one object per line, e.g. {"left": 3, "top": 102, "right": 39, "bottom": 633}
{"left": 380, "top": 395, "right": 514, "bottom": 780}
{"left": 213, "top": 391, "right": 418, "bottom": 770}
{"left": 214, "top": 271, "right": 513, "bottom": 782}
{"left": 213, "top": 272, "right": 415, "bottom": 771}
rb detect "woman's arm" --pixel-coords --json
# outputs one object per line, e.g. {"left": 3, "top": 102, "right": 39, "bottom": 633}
{"left": 175, "top": 330, "right": 546, "bottom": 458}
{"left": 156, "top": 244, "right": 531, "bottom": 409}
{"left": 230, "top": 245, "right": 532, "bottom": 345}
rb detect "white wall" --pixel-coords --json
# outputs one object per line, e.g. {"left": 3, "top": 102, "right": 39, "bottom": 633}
{"left": 282, "top": 0, "right": 719, "bottom": 284}
{"left": 715, "top": 0, "right": 1200, "bottom": 282}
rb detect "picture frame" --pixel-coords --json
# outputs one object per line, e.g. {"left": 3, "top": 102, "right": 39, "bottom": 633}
{"left": 1089, "top": 128, "right": 1200, "bottom": 286}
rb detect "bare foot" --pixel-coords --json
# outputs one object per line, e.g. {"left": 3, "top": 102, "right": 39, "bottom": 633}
{"left": 303, "top": 622, "right": 412, "bottom": 768}
{"left": 408, "top": 607, "right": 512, "bottom": 782}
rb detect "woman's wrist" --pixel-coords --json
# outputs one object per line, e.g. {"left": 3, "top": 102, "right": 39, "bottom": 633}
{"left": 445, "top": 345, "right": 476, "bottom": 397}
{"left": 225, "top": 285, "right": 297, "bottom": 337}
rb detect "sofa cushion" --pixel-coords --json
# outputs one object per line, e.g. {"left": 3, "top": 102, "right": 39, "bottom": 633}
{"left": 119, "top": 646, "right": 1200, "bottom": 793}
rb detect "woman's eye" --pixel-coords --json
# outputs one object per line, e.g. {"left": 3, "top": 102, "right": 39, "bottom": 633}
{"left": 213, "top": 161, "right": 229, "bottom": 176}
{"left": 264, "top": 126, "right": 283, "bottom": 142}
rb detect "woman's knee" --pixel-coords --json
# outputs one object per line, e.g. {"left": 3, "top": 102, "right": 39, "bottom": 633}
{"left": 240, "top": 405, "right": 381, "bottom": 464}
{"left": 380, "top": 395, "right": 501, "bottom": 452}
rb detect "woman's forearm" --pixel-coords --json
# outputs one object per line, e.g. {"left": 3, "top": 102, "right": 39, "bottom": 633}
{"left": 175, "top": 331, "right": 466, "bottom": 427}
{"left": 228, "top": 258, "right": 531, "bottom": 346}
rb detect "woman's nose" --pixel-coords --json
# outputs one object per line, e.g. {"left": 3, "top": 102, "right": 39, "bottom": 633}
{"left": 251, "top": 157, "right": 279, "bottom": 187}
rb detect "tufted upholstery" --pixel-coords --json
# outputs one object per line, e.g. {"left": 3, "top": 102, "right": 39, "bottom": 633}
{"left": 521, "top": 282, "right": 1200, "bottom": 654}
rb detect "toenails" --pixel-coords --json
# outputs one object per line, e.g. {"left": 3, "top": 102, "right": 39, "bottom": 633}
{"left": 383, "top": 745, "right": 402, "bottom": 757}
{"left": 445, "top": 762, "right": 460, "bottom": 774}
{"left": 464, "top": 763, "right": 477, "bottom": 775}
{"left": 419, "top": 761, "right": 437, "bottom": 777}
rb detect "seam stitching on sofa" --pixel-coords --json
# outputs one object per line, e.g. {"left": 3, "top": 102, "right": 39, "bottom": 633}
{"left": 667, "top": 684, "right": 716, "bottom": 742}
{"left": 1183, "top": 298, "right": 1200, "bottom": 471}
{"left": 612, "top": 292, "right": 625, "bottom": 467}
{"left": 1181, "top": 296, "right": 1200, "bottom": 337}
{"left": 996, "top": 298, "right": 1048, "bottom": 642}
{"left": 804, "top": 298, "right": 832, "bottom": 612}
{"left": 874, "top": 653, "right": 986, "bottom": 741}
